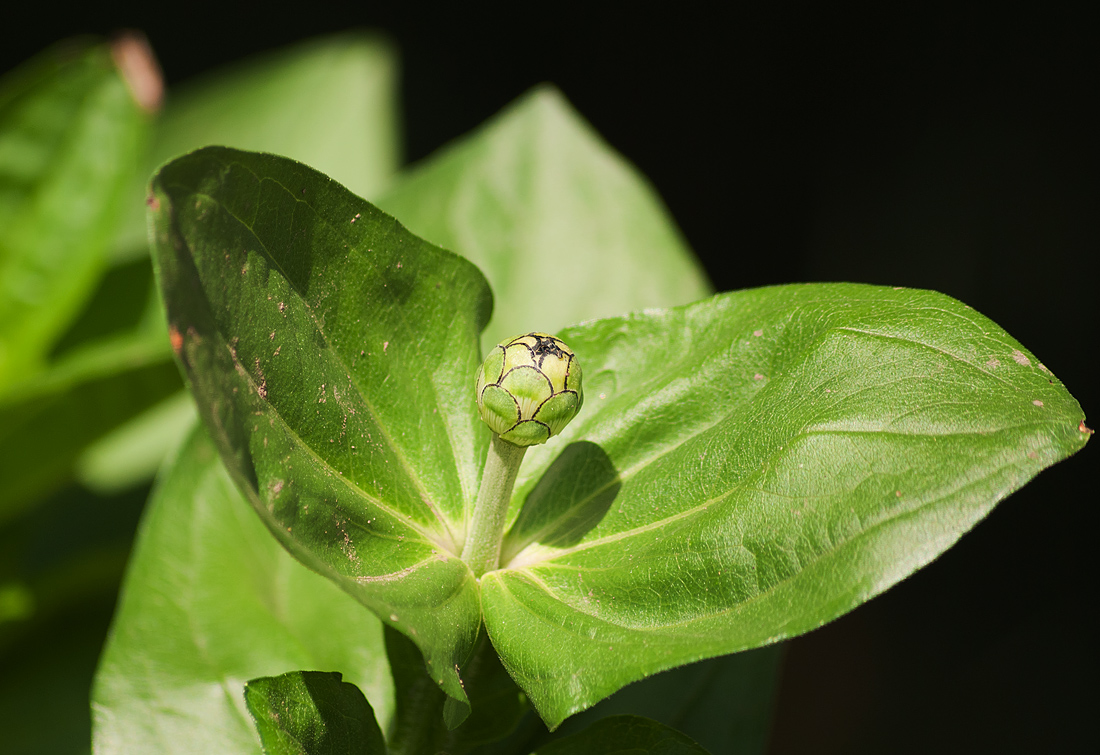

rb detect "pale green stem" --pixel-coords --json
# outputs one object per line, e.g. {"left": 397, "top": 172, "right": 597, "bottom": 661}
{"left": 462, "top": 433, "right": 527, "bottom": 577}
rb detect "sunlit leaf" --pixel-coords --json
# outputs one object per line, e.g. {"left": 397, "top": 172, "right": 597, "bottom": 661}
{"left": 148, "top": 147, "right": 491, "bottom": 709}
{"left": 483, "top": 284, "right": 1089, "bottom": 726}
{"left": 377, "top": 86, "right": 710, "bottom": 349}
{"left": 92, "top": 426, "right": 393, "bottom": 755}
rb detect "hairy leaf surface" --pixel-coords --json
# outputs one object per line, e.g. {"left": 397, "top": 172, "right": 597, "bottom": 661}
{"left": 377, "top": 86, "right": 710, "bottom": 349}
{"left": 92, "top": 427, "right": 393, "bottom": 755}
{"left": 149, "top": 147, "right": 491, "bottom": 706}
{"left": 484, "top": 284, "right": 1089, "bottom": 726}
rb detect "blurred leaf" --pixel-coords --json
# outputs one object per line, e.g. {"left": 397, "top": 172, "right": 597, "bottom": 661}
{"left": 113, "top": 31, "right": 400, "bottom": 260}
{"left": 0, "top": 337, "right": 180, "bottom": 525}
{"left": 149, "top": 147, "right": 489, "bottom": 711}
{"left": 75, "top": 389, "right": 195, "bottom": 494}
{"left": 556, "top": 645, "right": 782, "bottom": 755}
{"left": 0, "top": 478, "right": 151, "bottom": 754}
{"left": 534, "top": 715, "right": 710, "bottom": 755}
{"left": 377, "top": 85, "right": 710, "bottom": 349}
{"left": 0, "top": 38, "right": 148, "bottom": 389}
{"left": 0, "top": 581, "right": 34, "bottom": 622}
{"left": 92, "top": 426, "right": 393, "bottom": 755}
{"left": 245, "top": 671, "right": 386, "bottom": 755}
{"left": 483, "top": 284, "right": 1089, "bottom": 727}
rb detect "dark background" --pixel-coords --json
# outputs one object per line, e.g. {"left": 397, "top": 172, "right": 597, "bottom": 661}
{"left": 6, "top": 3, "right": 1095, "bottom": 753}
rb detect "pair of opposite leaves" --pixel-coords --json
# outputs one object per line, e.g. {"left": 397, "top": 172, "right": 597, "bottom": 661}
{"left": 149, "top": 146, "right": 1088, "bottom": 729}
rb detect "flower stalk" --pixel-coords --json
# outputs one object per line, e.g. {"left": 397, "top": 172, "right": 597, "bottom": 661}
{"left": 461, "top": 433, "right": 527, "bottom": 577}
{"left": 463, "top": 332, "right": 584, "bottom": 576}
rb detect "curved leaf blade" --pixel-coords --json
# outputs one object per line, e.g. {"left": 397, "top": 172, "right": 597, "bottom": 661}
{"left": 92, "top": 426, "right": 393, "bottom": 755}
{"left": 377, "top": 85, "right": 710, "bottom": 349}
{"left": 149, "top": 147, "right": 491, "bottom": 704}
{"left": 483, "top": 283, "right": 1088, "bottom": 726}
{"left": 245, "top": 671, "right": 386, "bottom": 755}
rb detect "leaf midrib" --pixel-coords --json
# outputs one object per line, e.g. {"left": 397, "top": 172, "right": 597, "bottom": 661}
{"left": 176, "top": 170, "right": 459, "bottom": 548}
{"left": 505, "top": 418, "right": 1064, "bottom": 570}
{"left": 492, "top": 442, "right": 1034, "bottom": 637}
{"left": 505, "top": 319, "right": 1062, "bottom": 567}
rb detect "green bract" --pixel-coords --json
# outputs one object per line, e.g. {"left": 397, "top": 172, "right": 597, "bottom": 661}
{"left": 475, "top": 333, "right": 583, "bottom": 446}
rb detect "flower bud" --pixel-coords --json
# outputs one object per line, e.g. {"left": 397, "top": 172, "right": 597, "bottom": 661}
{"left": 474, "top": 333, "right": 583, "bottom": 446}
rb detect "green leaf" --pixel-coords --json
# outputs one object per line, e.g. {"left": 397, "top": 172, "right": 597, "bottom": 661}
{"left": 75, "top": 389, "right": 196, "bottom": 494}
{"left": 534, "top": 715, "right": 710, "bottom": 755}
{"left": 483, "top": 283, "right": 1089, "bottom": 727}
{"left": 0, "top": 38, "right": 148, "bottom": 389}
{"left": 556, "top": 646, "right": 782, "bottom": 755}
{"left": 113, "top": 32, "right": 400, "bottom": 261}
{"left": 245, "top": 671, "right": 386, "bottom": 755}
{"left": 149, "top": 147, "right": 491, "bottom": 708}
{"left": 0, "top": 337, "right": 181, "bottom": 525}
{"left": 384, "top": 627, "right": 527, "bottom": 755}
{"left": 92, "top": 426, "right": 393, "bottom": 755}
{"left": 376, "top": 85, "right": 710, "bottom": 349}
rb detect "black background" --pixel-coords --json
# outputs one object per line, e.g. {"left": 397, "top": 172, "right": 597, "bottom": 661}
{"left": 7, "top": 3, "right": 1095, "bottom": 752}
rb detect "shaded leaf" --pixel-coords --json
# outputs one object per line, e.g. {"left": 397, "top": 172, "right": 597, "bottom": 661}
{"left": 92, "top": 426, "right": 393, "bottom": 755}
{"left": 377, "top": 86, "right": 710, "bottom": 349}
{"left": 245, "top": 671, "right": 386, "bottom": 755}
{"left": 149, "top": 147, "right": 490, "bottom": 707}
{"left": 555, "top": 646, "right": 782, "bottom": 755}
{"left": 75, "top": 389, "right": 196, "bottom": 494}
{"left": 0, "top": 38, "right": 148, "bottom": 388}
{"left": 534, "top": 715, "right": 710, "bottom": 755}
{"left": 384, "top": 627, "right": 527, "bottom": 755}
{"left": 113, "top": 32, "right": 400, "bottom": 260}
{"left": 483, "top": 283, "right": 1089, "bottom": 727}
{"left": 0, "top": 338, "right": 181, "bottom": 524}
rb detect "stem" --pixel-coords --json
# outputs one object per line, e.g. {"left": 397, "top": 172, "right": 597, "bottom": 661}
{"left": 462, "top": 433, "right": 527, "bottom": 577}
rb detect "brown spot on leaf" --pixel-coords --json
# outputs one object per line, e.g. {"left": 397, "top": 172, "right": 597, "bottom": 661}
{"left": 169, "top": 325, "right": 183, "bottom": 355}
{"left": 1080, "top": 421, "right": 1094, "bottom": 435}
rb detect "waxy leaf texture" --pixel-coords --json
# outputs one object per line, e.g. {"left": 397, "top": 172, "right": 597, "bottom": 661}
{"left": 489, "top": 284, "right": 1088, "bottom": 724}
{"left": 149, "top": 147, "right": 1087, "bottom": 732}
{"left": 149, "top": 147, "right": 491, "bottom": 711}
{"left": 378, "top": 86, "right": 710, "bottom": 349}
{"left": 92, "top": 427, "right": 393, "bottom": 755}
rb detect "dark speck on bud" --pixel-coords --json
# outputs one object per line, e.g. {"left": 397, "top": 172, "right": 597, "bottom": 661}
{"left": 475, "top": 333, "right": 583, "bottom": 446}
